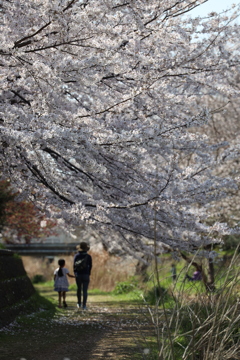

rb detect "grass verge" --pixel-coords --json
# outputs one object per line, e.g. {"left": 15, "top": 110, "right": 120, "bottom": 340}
{"left": 133, "top": 251, "right": 240, "bottom": 360}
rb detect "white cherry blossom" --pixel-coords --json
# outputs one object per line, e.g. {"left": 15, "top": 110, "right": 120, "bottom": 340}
{"left": 1, "top": 0, "right": 240, "bottom": 254}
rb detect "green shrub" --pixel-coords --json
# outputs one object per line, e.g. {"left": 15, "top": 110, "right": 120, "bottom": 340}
{"left": 32, "top": 274, "right": 45, "bottom": 284}
{"left": 222, "top": 235, "right": 240, "bottom": 251}
{"left": 113, "top": 278, "right": 137, "bottom": 294}
{"left": 144, "top": 285, "right": 173, "bottom": 306}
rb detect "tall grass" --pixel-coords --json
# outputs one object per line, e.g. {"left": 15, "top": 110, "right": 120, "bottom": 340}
{"left": 24, "top": 249, "right": 135, "bottom": 291}
{"left": 136, "top": 249, "right": 240, "bottom": 360}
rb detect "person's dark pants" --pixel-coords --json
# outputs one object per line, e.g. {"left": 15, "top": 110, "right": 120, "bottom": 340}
{"left": 76, "top": 274, "right": 90, "bottom": 307}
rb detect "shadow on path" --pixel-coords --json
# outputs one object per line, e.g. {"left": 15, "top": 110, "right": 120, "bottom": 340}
{"left": 0, "top": 288, "right": 153, "bottom": 360}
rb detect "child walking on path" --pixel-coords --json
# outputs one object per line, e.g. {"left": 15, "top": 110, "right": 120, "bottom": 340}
{"left": 54, "top": 259, "right": 75, "bottom": 308}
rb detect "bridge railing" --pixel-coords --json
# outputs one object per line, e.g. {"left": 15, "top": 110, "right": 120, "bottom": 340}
{"left": 4, "top": 243, "right": 79, "bottom": 256}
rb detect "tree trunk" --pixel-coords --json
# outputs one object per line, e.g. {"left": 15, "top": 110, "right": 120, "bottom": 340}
{"left": 207, "top": 257, "right": 215, "bottom": 292}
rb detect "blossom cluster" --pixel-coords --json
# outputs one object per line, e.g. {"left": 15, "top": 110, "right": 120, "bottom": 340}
{"left": 1, "top": 0, "right": 240, "bottom": 254}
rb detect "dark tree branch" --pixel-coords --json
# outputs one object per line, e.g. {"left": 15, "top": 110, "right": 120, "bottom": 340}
{"left": 20, "top": 152, "right": 75, "bottom": 205}
{"left": 42, "top": 146, "right": 94, "bottom": 182}
{"left": 11, "top": 90, "right": 31, "bottom": 106}
{"left": 13, "top": 0, "right": 87, "bottom": 50}
{"left": 24, "top": 40, "right": 102, "bottom": 53}
{"left": 112, "top": 2, "right": 130, "bottom": 9}
{"left": 14, "top": 21, "right": 51, "bottom": 49}
{"left": 42, "top": 146, "right": 130, "bottom": 196}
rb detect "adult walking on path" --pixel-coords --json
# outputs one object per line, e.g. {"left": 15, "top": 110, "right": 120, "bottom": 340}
{"left": 74, "top": 242, "right": 92, "bottom": 310}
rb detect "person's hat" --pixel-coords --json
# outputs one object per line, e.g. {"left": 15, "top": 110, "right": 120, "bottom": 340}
{"left": 76, "top": 242, "right": 90, "bottom": 251}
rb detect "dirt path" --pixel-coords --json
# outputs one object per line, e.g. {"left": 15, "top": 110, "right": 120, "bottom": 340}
{"left": 0, "top": 289, "right": 153, "bottom": 360}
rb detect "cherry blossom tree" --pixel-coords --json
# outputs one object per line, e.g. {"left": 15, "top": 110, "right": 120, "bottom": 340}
{"left": 200, "top": 91, "right": 240, "bottom": 229}
{"left": 1, "top": 0, "right": 240, "bottom": 256}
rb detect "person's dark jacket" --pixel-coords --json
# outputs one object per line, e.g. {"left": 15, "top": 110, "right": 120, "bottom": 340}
{"left": 73, "top": 251, "right": 92, "bottom": 275}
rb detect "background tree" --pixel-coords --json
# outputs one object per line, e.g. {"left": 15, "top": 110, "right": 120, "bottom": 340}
{"left": 0, "top": 0, "right": 240, "bottom": 256}
{"left": 202, "top": 94, "right": 240, "bottom": 228}
{"left": 0, "top": 180, "right": 56, "bottom": 244}
{"left": 192, "top": 75, "right": 240, "bottom": 250}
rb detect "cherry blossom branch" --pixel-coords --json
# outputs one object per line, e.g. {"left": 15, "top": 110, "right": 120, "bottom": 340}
{"left": 19, "top": 151, "right": 75, "bottom": 205}
{"left": 14, "top": 21, "right": 51, "bottom": 49}
{"left": 13, "top": 0, "right": 83, "bottom": 49}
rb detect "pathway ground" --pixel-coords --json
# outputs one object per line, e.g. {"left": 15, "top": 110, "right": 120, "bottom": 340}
{"left": 0, "top": 287, "right": 154, "bottom": 360}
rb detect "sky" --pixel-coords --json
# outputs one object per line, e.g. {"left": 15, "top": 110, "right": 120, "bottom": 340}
{"left": 188, "top": 0, "right": 240, "bottom": 17}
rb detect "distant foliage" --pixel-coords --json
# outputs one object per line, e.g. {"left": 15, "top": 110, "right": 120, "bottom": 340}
{"left": 222, "top": 235, "right": 240, "bottom": 251}
{"left": 32, "top": 274, "right": 45, "bottom": 284}
{"left": 0, "top": 179, "right": 56, "bottom": 244}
